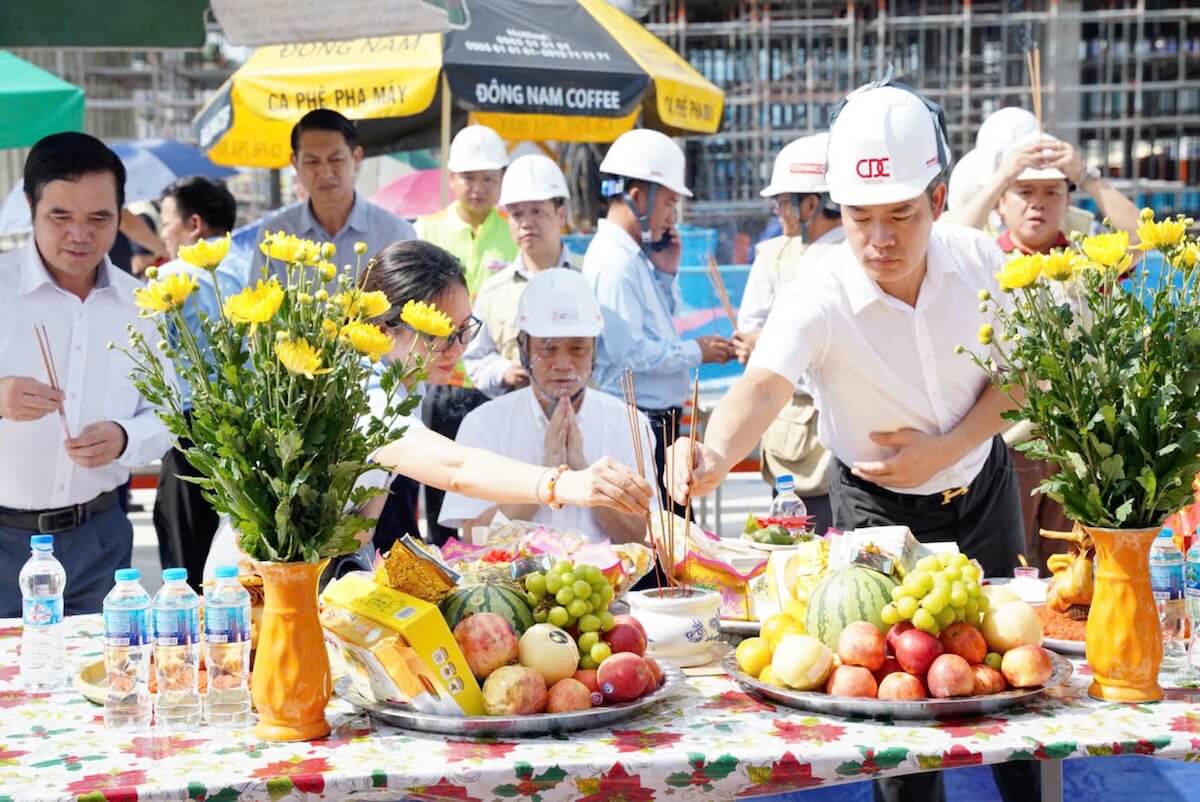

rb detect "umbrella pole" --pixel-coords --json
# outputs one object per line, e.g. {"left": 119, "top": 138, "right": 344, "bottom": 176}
{"left": 440, "top": 72, "right": 451, "bottom": 208}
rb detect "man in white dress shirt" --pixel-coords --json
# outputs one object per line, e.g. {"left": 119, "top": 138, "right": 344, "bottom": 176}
{"left": 667, "top": 83, "right": 1036, "bottom": 802}
{"left": 0, "top": 133, "right": 170, "bottom": 616}
{"left": 440, "top": 269, "right": 652, "bottom": 544}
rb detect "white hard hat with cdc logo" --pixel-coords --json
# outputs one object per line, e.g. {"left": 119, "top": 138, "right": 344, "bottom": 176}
{"left": 515, "top": 268, "right": 604, "bottom": 338}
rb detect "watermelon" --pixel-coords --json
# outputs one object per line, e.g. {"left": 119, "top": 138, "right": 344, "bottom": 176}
{"left": 804, "top": 566, "right": 898, "bottom": 650}
{"left": 440, "top": 584, "right": 535, "bottom": 635}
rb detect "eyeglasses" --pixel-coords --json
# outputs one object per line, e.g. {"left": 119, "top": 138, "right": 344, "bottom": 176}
{"left": 388, "top": 314, "right": 482, "bottom": 352}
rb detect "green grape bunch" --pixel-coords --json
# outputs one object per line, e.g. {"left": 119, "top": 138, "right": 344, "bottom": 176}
{"left": 877, "top": 552, "right": 990, "bottom": 637}
{"left": 522, "top": 560, "right": 616, "bottom": 668}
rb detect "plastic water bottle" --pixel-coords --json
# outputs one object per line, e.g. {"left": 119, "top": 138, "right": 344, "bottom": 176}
{"left": 153, "top": 568, "right": 202, "bottom": 729}
{"left": 203, "top": 566, "right": 252, "bottom": 727}
{"left": 18, "top": 534, "right": 67, "bottom": 693}
{"left": 102, "top": 568, "right": 152, "bottom": 730}
{"left": 1149, "top": 527, "right": 1187, "bottom": 670}
{"left": 1186, "top": 534, "right": 1200, "bottom": 673}
{"left": 769, "top": 474, "right": 808, "bottom": 519}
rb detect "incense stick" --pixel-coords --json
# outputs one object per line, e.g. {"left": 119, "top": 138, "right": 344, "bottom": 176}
{"left": 680, "top": 377, "right": 701, "bottom": 595}
{"left": 621, "top": 370, "right": 663, "bottom": 595}
{"left": 1025, "top": 45, "right": 1043, "bottom": 133}
{"left": 707, "top": 256, "right": 738, "bottom": 328}
{"left": 33, "top": 324, "right": 72, "bottom": 440}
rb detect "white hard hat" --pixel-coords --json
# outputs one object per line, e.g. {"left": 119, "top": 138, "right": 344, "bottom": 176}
{"left": 498, "top": 154, "right": 569, "bottom": 209}
{"left": 515, "top": 268, "right": 603, "bottom": 338}
{"left": 761, "top": 133, "right": 830, "bottom": 197}
{"left": 447, "top": 125, "right": 509, "bottom": 172}
{"left": 1002, "top": 132, "right": 1069, "bottom": 181}
{"left": 826, "top": 86, "right": 946, "bottom": 206}
{"left": 976, "top": 107, "right": 1038, "bottom": 168}
{"left": 599, "top": 129, "right": 692, "bottom": 198}
{"left": 947, "top": 147, "right": 991, "bottom": 212}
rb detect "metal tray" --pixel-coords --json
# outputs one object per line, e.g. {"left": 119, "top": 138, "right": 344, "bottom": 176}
{"left": 722, "top": 651, "right": 1073, "bottom": 720}
{"left": 337, "top": 662, "right": 684, "bottom": 737}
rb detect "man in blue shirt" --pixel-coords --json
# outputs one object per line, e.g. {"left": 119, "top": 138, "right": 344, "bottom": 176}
{"left": 153, "top": 176, "right": 240, "bottom": 590}
{"left": 583, "top": 129, "right": 733, "bottom": 515}
{"left": 251, "top": 109, "right": 416, "bottom": 287}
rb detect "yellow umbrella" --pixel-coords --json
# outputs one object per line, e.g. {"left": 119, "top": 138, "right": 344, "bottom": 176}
{"left": 195, "top": 0, "right": 723, "bottom": 169}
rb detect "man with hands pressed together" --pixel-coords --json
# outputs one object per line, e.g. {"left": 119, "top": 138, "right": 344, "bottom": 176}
{"left": 0, "top": 133, "right": 169, "bottom": 616}
{"left": 667, "top": 84, "right": 1035, "bottom": 802}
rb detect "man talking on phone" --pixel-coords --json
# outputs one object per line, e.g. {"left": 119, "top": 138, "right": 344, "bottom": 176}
{"left": 582, "top": 129, "right": 734, "bottom": 515}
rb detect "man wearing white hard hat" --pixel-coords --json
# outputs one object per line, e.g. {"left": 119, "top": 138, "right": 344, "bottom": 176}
{"left": 734, "top": 132, "right": 845, "bottom": 534}
{"left": 666, "top": 81, "right": 1037, "bottom": 801}
{"left": 463, "top": 154, "right": 578, "bottom": 399}
{"left": 440, "top": 269, "right": 653, "bottom": 543}
{"left": 417, "top": 124, "right": 519, "bottom": 542}
{"left": 416, "top": 124, "right": 517, "bottom": 295}
{"left": 584, "top": 128, "right": 734, "bottom": 514}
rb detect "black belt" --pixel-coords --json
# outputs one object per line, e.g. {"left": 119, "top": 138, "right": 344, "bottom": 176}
{"left": 835, "top": 460, "right": 971, "bottom": 507}
{"left": 638, "top": 406, "right": 684, "bottom": 422}
{"left": 0, "top": 489, "right": 120, "bottom": 533}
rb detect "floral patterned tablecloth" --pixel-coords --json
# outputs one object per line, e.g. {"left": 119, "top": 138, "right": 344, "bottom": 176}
{"left": 1, "top": 617, "right": 1199, "bottom": 802}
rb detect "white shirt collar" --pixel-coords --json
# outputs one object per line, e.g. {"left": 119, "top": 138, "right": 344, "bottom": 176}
{"left": 511, "top": 247, "right": 576, "bottom": 281}
{"left": 18, "top": 240, "right": 115, "bottom": 297}
{"left": 837, "top": 233, "right": 957, "bottom": 315}
{"left": 596, "top": 218, "right": 643, "bottom": 257}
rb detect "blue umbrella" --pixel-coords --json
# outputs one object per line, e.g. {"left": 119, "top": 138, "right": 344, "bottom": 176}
{"left": 0, "top": 138, "right": 239, "bottom": 235}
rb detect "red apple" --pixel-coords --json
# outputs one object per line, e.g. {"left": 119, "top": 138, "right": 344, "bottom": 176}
{"left": 1000, "top": 645, "right": 1053, "bottom": 688}
{"left": 939, "top": 622, "right": 987, "bottom": 665}
{"left": 597, "top": 652, "right": 651, "bottom": 702}
{"left": 873, "top": 656, "right": 904, "bottom": 685}
{"left": 642, "top": 657, "right": 664, "bottom": 690}
{"left": 877, "top": 672, "right": 927, "bottom": 700}
{"left": 837, "top": 621, "right": 887, "bottom": 671}
{"left": 824, "top": 664, "right": 878, "bottom": 698}
{"left": 894, "top": 629, "right": 944, "bottom": 676}
{"left": 546, "top": 678, "right": 594, "bottom": 713}
{"left": 885, "top": 621, "right": 915, "bottom": 655}
{"left": 573, "top": 669, "right": 599, "bottom": 694}
{"left": 971, "top": 664, "right": 1008, "bottom": 695}
{"left": 453, "top": 612, "right": 519, "bottom": 680}
{"left": 604, "top": 616, "right": 648, "bottom": 657}
{"left": 926, "top": 654, "right": 975, "bottom": 698}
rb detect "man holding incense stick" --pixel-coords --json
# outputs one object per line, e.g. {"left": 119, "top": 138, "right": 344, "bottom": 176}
{"left": 0, "top": 133, "right": 169, "bottom": 617}
{"left": 667, "top": 82, "right": 1038, "bottom": 802}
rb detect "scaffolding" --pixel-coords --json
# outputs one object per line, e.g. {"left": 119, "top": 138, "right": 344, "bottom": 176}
{"left": 644, "top": 0, "right": 1200, "bottom": 252}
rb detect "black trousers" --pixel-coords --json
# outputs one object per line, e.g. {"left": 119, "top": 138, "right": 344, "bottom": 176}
{"left": 424, "top": 384, "right": 490, "bottom": 547}
{"left": 828, "top": 435, "right": 1037, "bottom": 802}
{"left": 153, "top": 439, "right": 219, "bottom": 593}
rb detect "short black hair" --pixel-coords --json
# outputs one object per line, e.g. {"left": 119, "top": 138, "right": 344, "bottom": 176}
{"left": 360, "top": 240, "right": 467, "bottom": 324}
{"left": 24, "top": 132, "right": 126, "bottom": 213}
{"left": 290, "top": 109, "right": 359, "bottom": 154}
{"left": 161, "top": 176, "right": 237, "bottom": 235}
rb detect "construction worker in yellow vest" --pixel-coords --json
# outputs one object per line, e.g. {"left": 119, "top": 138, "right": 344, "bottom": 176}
{"left": 416, "top": 124, "right": 518, "bottom": 296}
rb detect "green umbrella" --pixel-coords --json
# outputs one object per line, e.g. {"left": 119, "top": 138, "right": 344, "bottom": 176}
{"left": 0, "top": 51, "right": 84, "bottom": 149}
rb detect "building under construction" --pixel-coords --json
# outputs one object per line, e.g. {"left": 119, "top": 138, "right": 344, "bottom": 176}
{"left": 640, "top": 0, "right": 1199, "bottom": 252}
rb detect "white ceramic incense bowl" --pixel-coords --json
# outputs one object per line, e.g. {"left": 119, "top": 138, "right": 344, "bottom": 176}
{"left": 627, "top": 587, "right": 722, "bottom": 667}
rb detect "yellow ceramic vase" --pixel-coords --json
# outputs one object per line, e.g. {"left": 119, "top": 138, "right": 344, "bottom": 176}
{"left": 1082, "top": 525, "right": 1163, "bottom": 703}
{"left": 252, "top": 561, "right": 331, "bottom": 741}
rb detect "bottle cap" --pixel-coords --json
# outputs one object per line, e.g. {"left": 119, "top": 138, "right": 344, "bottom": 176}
{"left": 115, "top": 568, "right": 141, "bottom": 582}
{"left": 30, "top": 534, "right": 53, "bottom": 549}
{"left": 1159, "top": 527, "right": 1175, "bottom": 538}
{"left": 214, "top": 565, "right": 239, "bottom": 579}
{"left": 776, "top": 474, "right": 795, "bottom": 489}
{"left": 162, "top": 567, "right": 189, "bottom": 582}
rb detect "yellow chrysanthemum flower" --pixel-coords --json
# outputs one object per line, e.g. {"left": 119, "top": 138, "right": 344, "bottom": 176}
{"left": 1174, "top": 243, "right": 1200, "bottom": 271}
{"left": 400, "top": 299, "right": 455, "bottom": 338}
{"left": 224, "top": 279, "right": 285, "bottom": 325}
{"left": 996, "top": 254, "right": 1042, "bottom": 291}
{"left": 318, "top": 261, "right": 337, "bottom": 282}
{"left": 134, "top": 272, "right": 198, "bottom": 316}
{"left": 259, "top": 231, "right": 321, "bottom": 265}
{"left": 320, "top": 242, "right": 336, "bottom": 260}
{"left": 178, "top": 233, "right": 231, "bottom": 270}
{"left": 340, "top": 320, "right": 394, "bottom": 362}
{"left": 354, "top": 241, "right": 368, "bottom": 256}
{"left": 1080, "top": 231, "right": 1131, "bottom": 271}
{"left": 1135, "top": 216, "right": 1188, "bottom": 251}
{"left": 275, "top": 337, "right": 330, "bottom": 379}
{"left": 1040, "top": 249, "right": 1075, "bottom": 281}
{"left": 332, "top": 289, "right": 391, "bottom": 320}
{"left": 977, "top": 324, "right": 994, "bottom": 346}
{"left": 320, "top": 319, "right": 339, "bottom": 340}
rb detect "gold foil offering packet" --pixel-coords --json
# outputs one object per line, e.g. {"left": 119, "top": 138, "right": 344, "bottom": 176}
{"left": 379, "top": 535, "right": 460, "bottom": 603}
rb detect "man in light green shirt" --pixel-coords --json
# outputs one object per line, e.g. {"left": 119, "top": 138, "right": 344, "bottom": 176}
{"left": 416, "top": 125, "right": 517, "bottom": 296}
